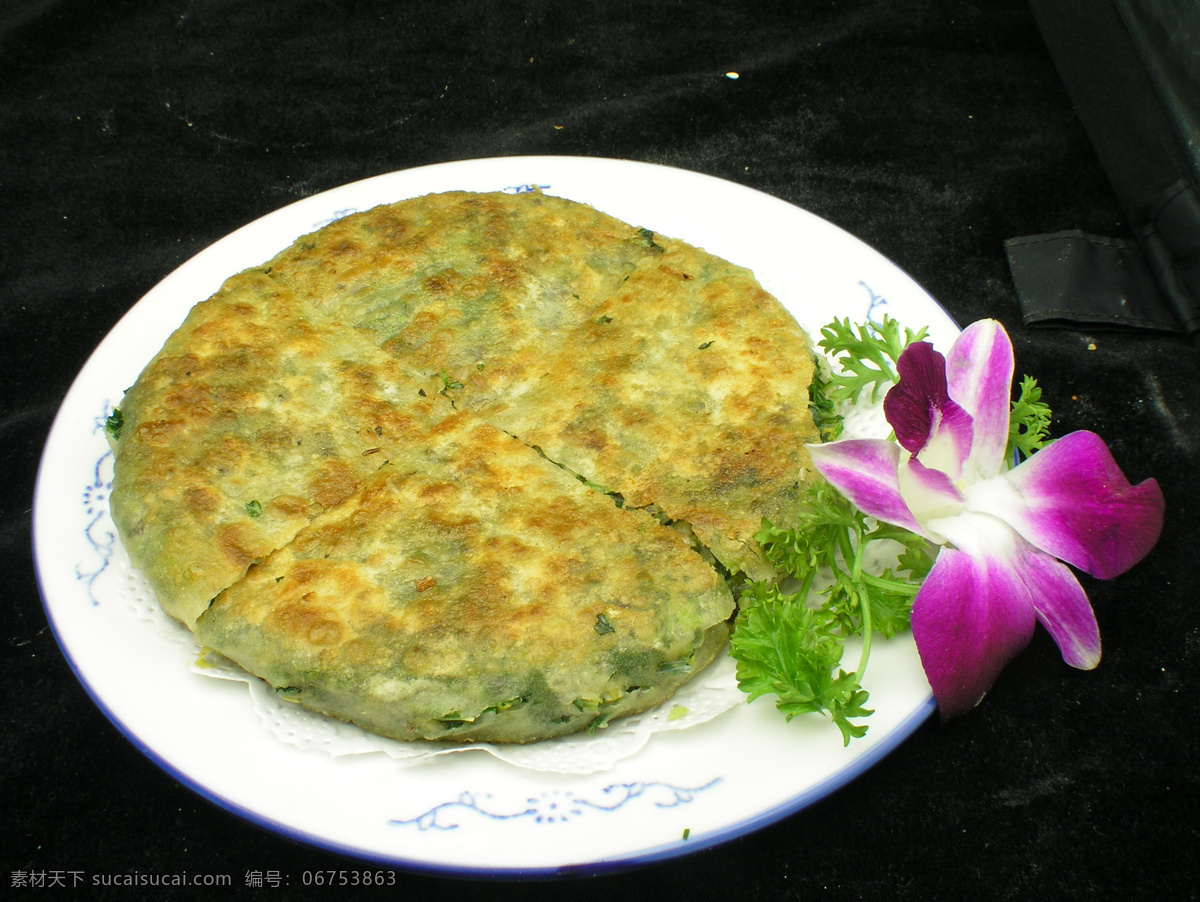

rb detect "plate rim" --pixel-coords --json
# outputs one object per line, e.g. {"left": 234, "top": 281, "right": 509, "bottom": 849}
{"left": 33, "top": 154, "right": 950, "bottom": 877}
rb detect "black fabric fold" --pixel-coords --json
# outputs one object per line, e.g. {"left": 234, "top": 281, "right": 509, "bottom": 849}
{"left": 1008, "top": 179, "right": 1200, "bottom": 333}
{"left": 1012, "top": 0, "right": 1200, "bottom": 334}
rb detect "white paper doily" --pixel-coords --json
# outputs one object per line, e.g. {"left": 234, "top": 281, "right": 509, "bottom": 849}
{"left": 191, "top": 644, "right": 744, "bottom": 775}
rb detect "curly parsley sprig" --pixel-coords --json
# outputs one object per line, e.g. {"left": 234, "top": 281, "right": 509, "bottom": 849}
{"left": 1007, "top": 374, "right": 1053, "bottom": 462}
{"left": 818, "top": 315, "right": 929, "bottom": 405}
{"left": 731, "top": 481, "right": 932, "bottom": 745}
{"left": 731, "top": 591, "right": 873, "bottom": 744}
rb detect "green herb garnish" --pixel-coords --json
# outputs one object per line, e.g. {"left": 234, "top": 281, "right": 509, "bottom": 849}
{"left": 244, "top": 500, "right": 263, "bottom": 518}
{"left": 807, "top": 364, "right": 843, "bottom": 442}
{"left": 634, "top": 227, "right": 665, "bottom": 254}
{"left": 817, "top": 315, "right": 928, "bottom": 404}
{"left": 1008, "top": 375, "right": 1053, "bottom": 462}
{"left": 438, "top": 369, "right": 464, "bottom": 391}
{"left": 731, "top": 481, "right": 930, "bottom": 744}
{"left": 738, "top": 317, "right": 1060, "bottom": 742}
{"left": 105, "top": 407, "right": 123, "bottom": 441}
{"left": 732, "top": 316, "right": 936, "bottom": 743}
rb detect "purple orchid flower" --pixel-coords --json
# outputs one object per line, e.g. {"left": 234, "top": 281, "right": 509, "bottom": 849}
{"left": 807, "top": 319, "right": 1164, "bottom": 718}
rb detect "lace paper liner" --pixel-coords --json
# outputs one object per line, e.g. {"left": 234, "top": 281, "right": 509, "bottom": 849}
{"left": 104, "top": 559, "right": 741, "bottom": 774}
{"left": 100, "top": 556, "right": 741, "bottom": 775}
{"left": 193, "top": 647, "right": 744, "bottom": 775}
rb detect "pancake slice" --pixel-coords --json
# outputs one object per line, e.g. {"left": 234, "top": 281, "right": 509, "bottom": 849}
{"left": 486, "top": 235, "right": 821, "bottom": 579}
{"left": 193, "top": 413, "right": 734, "bottom": 743}
{"left": 109, "top": 270, "right": 453, "bottom": 626}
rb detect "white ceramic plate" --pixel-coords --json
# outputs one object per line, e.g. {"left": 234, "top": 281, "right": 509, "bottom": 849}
{"left": 34, "top": 156, "right": 957, "bottom": 877}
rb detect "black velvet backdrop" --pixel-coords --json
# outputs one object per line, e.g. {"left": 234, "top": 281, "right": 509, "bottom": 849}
{"left": 3, "top": 1, "right": 1197, "bottom": 898}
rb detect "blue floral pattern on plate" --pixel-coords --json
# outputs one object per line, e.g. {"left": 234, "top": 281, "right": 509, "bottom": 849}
{"left": 390, "top": 779, "right": 721, "bottom": 831}
{"left": 77, "top": 403, "right": 116, "bottom": 606}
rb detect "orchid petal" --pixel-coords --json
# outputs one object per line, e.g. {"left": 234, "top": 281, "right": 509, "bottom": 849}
{"left": 884, "top": 342, "right": 974, "bottom": 478}
{"left": 1022, "top": 551, "right": 1101, "bottom": 670}
{"left": 945, "top": 319, "right": 1014, "bottom": 480}
{"left": 918, "top": 510, "right": 1101, "bottom": 716}
{"left": 911, "top": 542, "right": 1036, "bottom": 719}
{"left": 967, "top": 431, "right": 1164, "bottom": 579}
{"left": 885, "top": 341, "right": 945, "bottom": 453}
{"left": 807, "top": 439, "right": 924, "bottom": 535}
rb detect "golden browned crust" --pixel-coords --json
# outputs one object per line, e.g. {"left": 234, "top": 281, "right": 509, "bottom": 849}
{"left": 194, "top": 414, "right": 733, "bottom": 742}
{"left": 108, "top": 190, "right": 817, "bottom": 742}
{"left": 486, "top": 236, "right": 819, "bottom": 578}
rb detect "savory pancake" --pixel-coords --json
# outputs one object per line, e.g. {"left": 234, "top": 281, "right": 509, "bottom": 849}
{"left": 107, "top": 189, "right": 818, "bottom": 742}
